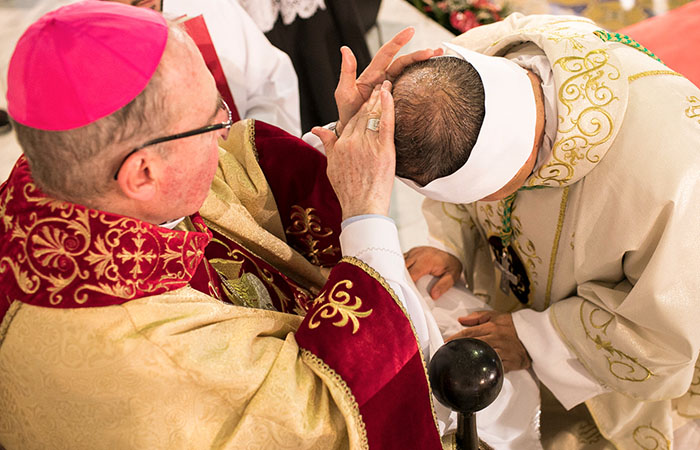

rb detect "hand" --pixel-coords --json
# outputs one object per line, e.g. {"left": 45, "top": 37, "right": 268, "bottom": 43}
{"left": 445, "top": 311, "right": 531, "bottom": 372}
{"left": 312, "top": 81, "right": 395, "bottom": 220}
{"left": 335, "top": 28, "right": 443, "bottom": 134}
{"left": 405, "top": 246, "right": 462, "bottom": 299}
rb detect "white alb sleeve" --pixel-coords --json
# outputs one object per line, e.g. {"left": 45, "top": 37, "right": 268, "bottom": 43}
{"left": 512, "top": 308, "right": 610, "bottom": 410}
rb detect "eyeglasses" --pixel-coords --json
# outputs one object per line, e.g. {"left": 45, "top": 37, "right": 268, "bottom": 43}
{"left": 113, "top": 98, "right": 233, "bottom": 180}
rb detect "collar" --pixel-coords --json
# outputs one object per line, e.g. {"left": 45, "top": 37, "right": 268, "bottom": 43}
{"left": 0, "top": 157, "right": 212, "bottom": 315}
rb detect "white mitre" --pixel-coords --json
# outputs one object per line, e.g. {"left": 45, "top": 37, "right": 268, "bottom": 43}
{"left": 398, "top": 43, "right": 537, "bottom": 204}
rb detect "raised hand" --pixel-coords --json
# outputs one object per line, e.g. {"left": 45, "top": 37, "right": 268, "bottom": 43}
{"left": 446, "top": 311, "right": 532, "bottom": 372}
{"left": 312, "top": 81, "right": 396, "bottom": 221}
{"left": 335, "top": 28, "right": 443, "bottom": 135}
{"left": 405, "top": 246, "right": 463, "bottom": 299}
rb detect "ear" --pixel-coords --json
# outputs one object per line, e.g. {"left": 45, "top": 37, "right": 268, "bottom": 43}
{"left": 115, "top": 149, "right": 161, "bottom": 201}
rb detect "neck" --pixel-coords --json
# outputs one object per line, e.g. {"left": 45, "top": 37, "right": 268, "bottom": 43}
{"left": 479, "top": 70, "right": 546, "bottom": 202}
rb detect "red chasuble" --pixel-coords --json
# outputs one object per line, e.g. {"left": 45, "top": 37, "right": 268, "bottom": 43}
{"left": 0, "top": 127, "right": 441, "bottom": 448}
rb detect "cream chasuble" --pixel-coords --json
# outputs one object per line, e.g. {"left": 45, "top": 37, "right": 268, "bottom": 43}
{"left": 423, "top": 13, "right": 700, "bottom": 450}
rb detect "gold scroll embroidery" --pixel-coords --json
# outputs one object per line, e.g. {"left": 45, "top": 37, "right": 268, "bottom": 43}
{"left": 579, "top": 301, "right": 653, "bottom": 382}
{"left": 488, "top": 19, "right": 594, "bottom": 52}
{"left": 532, "top": 50, "right": 620, "bottom": 186}
{"left": 285, "top": 205, "right": 339, "bottom": 265}
{"left": 685, "top": 96, "right": 700, "bottom": 125}
{"left": 628, "top": 70, "right": 682, "bottom": 83}
{"left": 632, "top": 424, "right": 670, "bottom": 450}
{"left": 308, "top": 280, "right": 372, "bottom": 334}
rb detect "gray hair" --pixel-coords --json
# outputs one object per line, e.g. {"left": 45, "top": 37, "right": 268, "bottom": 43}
{"left": 393, "top": 57, "right": 485, "bottom": 186}
{"left": 10, "top": 24, "right": 186, "bottom": 204}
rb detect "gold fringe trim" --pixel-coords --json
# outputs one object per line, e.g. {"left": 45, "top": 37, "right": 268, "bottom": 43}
{"left": 544, "top": 187, "right": 570, "bottom": 309}
{"left": 628, "top": 70, "right": 683, "bottom": 83}
{"left": 299, "top": 348, "right": 369, "bottom": 450}
{"left": 340, "top": 256, "right": 442, "bottom": 435}
{"left": 0, "top": 300, "right": 22, "bottom": 345}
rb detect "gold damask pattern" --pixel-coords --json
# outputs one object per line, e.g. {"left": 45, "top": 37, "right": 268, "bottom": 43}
{"left": 684, "top": 96, "right": 700, "bottom": 124}
{"left": 0, "top": 178, "right": 210, "bottom": 307}
{"left": 632, "top": 424, "right": 670, "bottom": 449}
{"left": 579, "top": 301, "right": 653, "bottom": 382}
{"left": 285, "top": 205, "right": 339, "bottom": 265}
{"left": 308, "top": 280, "right": 372, "bottom": 334}
{"left": 300, "top": 349, "right": 369, "bottom": 450}
{"left": 531, "top": 49, "right": 620, "bottom": 186}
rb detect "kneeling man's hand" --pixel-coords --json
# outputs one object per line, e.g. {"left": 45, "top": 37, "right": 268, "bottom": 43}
{"left": 447, "top": 311, "right": 532, "bottom": 373}
{"left": 404, "top": 246, "right": 462, "bottom": 299}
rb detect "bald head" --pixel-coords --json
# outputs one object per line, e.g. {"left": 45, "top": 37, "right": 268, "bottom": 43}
{"left": 393, "top": 57, "right": 485, "bottom": 186}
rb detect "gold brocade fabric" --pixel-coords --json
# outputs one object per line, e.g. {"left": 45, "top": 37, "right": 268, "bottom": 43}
{"left": 0, "top": 288, "right": 358, "bottom": 449}
{"left": 425, "top": 14, "right": 700, "bottom": 449}
{"left": 196, "top": 119, "right": 328, "bottom": 293}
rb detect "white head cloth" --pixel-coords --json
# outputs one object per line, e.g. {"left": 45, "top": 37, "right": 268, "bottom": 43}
{"left": 398, "top": 42, "right": 537, "bottom": 204}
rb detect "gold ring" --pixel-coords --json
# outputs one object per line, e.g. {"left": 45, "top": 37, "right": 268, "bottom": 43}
{"left": 366, "top": 118, "right": 380, "bottom": 132}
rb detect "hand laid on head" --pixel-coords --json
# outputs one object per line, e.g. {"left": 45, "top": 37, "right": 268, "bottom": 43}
{"left": 446, "top": 311, "right": 531, "bottom": 372}
{"left": 405, "top": 246, "right": 463, "bottom": 299}
{"left": 335, "top": 28, "right": 443, "bottom": 135}
{"left": 312, "top": 81, "right": 395, "bottom": 221}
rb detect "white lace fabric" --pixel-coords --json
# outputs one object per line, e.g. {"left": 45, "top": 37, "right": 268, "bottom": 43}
{"left": 237, "top": 0, "right": 327, "bottom": 32}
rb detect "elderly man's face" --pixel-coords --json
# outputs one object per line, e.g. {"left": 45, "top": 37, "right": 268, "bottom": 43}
{"left": 152, "top": 32, "right": 224, "bottom": 220}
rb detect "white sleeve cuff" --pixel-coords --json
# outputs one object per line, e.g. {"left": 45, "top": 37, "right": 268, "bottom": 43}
{"left": 339, "top": 217, "right": 431, "bottom": 352}
{"left": 339, "top": 216, "right": 405, "bottom": 281}
{"left": 512, "top": 308, "right": 609, "bottom": 410}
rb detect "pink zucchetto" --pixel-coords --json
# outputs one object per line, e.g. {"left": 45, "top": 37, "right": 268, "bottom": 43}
{"left": 6, "top": 0, "right": 168, "bottom": 131}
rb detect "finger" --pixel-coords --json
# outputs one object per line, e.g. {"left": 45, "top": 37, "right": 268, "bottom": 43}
{"left": 311, "top": 127, "right": 337, "bottom": 153}
{"left": 377, "top": 88, "right": 395, "bottom": 148}
{"left": 457, "top": 311, "right": 492, "bottom": 326}
{"left": 429, "top": 272, "right": 455, "bottom": 299}
{"left": 358, "top": 28, "right": 415, "bottom": 86}
{"left": 445, "top": 329, "right": 472, "bottom": 343}
{"left": 336, "top": 46, "right": 358, "bottom": 101}
{"left": 386, "top": 48, "right": 438, "bottom": 80}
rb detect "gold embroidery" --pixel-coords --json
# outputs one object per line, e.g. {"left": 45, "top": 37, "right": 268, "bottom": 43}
{"left": 342, "top": 257, "right": 441, "bottom": 432}
{"left": 480, "top": 200, "right": 541, "bottom": 291}
{"left": 688, "top": 358, "right": 700, "bottom": 396}
{"left": 207, "top": 234, "right": 293, "bottom": 311}
{"left": 0, "top": 301, "right": 22, "bottom": 345}
{"left": 440, "top": 203, "right": 471, "bottom": 226}
{"left": 685, "top": 96, "right": 700, "bottom": 124}
{"left": 285, "top": 205, "right": 339, "bottom": 265}
{"left": 579, "top": 301, "right": 653, "bottom": 382}
{"left": 628, "top": 70, "right": 682, "bottom": 83}
{"left": 532, "top": 50, "right": 620, "bottom": 186}
{"left": 308, "top": 280, "right": 372, "bottom": 334}
{"left": 0, "top": 185, "right": 13, "bottom": 232}
{"left": 2, "top": 179, "right": 209, "bottom": 306}
{"left": 300, "top": 349, "right": 369, "bottom": 450}
{"left": 489, "top": 20, "right": 594, "bottom": 52}
{"left": 575, "top": 422, "right": 603, "bottom": 444}
{"left": 632, "top": 424, "right": 670, "bottom": 449}
{"left": 545, "top": 187, "right": 570, "bottom": 308}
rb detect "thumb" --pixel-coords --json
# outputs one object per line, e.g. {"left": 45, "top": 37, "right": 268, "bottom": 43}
{"left": 311, "top": 127, "right": 337, "bottom": 153}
